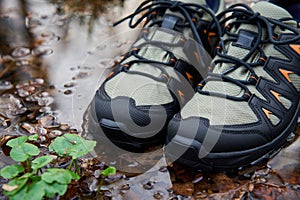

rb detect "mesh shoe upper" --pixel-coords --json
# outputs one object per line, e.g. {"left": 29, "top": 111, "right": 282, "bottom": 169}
{"left": 90, "top": 0, "right": 225, "bottom": 150}
{"left": 170, "top": 1, "right": 300, "bottom": 153}
{"left": 182, "top": 2, "right": 300, "bottom": 125}
{"left": 103, "top": 0, "right": 224, "bottom": 107}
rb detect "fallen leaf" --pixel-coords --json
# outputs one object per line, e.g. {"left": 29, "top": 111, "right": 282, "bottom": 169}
{"left": 2, "top": 184, "right": 18, "bottom": 192}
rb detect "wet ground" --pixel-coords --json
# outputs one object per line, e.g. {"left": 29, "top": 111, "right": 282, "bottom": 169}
{"left": 0, "top": 0, "right": 300, "bottom": 199}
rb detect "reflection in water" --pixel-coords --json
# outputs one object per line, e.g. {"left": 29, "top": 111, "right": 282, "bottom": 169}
{"left": 0, "top": 0, "right": 300, "bottom": 199}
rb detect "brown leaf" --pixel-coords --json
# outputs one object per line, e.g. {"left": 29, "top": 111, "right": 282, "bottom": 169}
{"left": 172, "top": 182, "right": 194, "bottom": 197}
{"left": 0, "top": 135, "right": 17, "bottom": 156}
{"left": 2, "top": 184, "right": 18, "bottom": 192}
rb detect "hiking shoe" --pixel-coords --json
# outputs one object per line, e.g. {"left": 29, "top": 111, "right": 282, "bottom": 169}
{"left": 166, "top": 1, "right": 300, "bottom": 171}
{"left": 87, "top": 0, "right": 225, "bottom": 152}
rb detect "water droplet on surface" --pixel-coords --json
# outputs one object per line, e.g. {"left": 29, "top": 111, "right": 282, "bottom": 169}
{"left": 159, "top": 166, "right": 168, "bottom": 173}
{"left": 30, "top": 78, "right": 44, "bottom": 85}
{"left": 127, "top": 161, "right": 139, "bottom": 168}
{"left": 49, "top": 130, "right": 63, "bottom": 136}
{"left": 0, "top": 81, "right": 13, "bottom": 90}
{"left": 16, "top": 59, "right": 31, "bottom": 67}
{"left": 120, "top": 183, "right": 130, "bottom": 191}
{"left": 17, "top": 89, "right": 30, "bottom": 97}
{"left": 64, "top": 82, "right": 76, "bottom": 88}
{"left": 38, "top": 96, "right": 54, "bottom": 106}
{"left": 73, "top": 72, "right": 89, "bottom": 80}
{"left": 64, "top": 90, "right": 73, "bottom": 95}
{"left": 153, "top": 191, "right": 164, "bottom": 199}
{"left": 143, "top": 181, "right": 155, "bottom": 190}
{"left": 11, "top": 47, "right": 31, "bottom": 58}
{"left": 32, "top": 47, "right": 53, "bottom": 56}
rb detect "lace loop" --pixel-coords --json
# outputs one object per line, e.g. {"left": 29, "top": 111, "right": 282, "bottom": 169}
{"left": 197, "top": 4, "right": 300, "bottom": 102}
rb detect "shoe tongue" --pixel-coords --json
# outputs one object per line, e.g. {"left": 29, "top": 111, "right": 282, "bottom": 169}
{"left": 207, "top": 1, "right": 292, "bottom": 97}
{"left": 128, "top": 0, "right": 211, "bottom": 78}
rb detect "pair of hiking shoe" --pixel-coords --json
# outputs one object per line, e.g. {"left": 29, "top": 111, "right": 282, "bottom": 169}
{"left": 88, "top": 0, "right": 300, "bottom": 172}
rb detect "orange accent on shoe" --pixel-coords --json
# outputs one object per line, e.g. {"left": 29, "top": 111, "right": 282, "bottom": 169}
{"left": 290, "top": 44, "right": 300, "bottom": 55}
{"left": 270, "top": 90, "right": 282, "bottom": 103}
{"left": 185, "top": 72, "right": 193, "bottom": 82}
{"left": 178, "top": 90, "right": 184, "bottom": 98}
{"left": 259, "top": 57, "right": 267, "bottom": 62}
{"left": 250, "top": 75, "right": 258, "bottom": 82}
{"left": 245, "top": 92, "right": 251, "bottom": 97}
{"left": 262, "top": 108, "right": 272, "bottom": 119}
{"left": 194, "top": 51, "right": 200, "bottom": 63}
{"left": 107, "top": 72, "right": 115, "bottom": 78}
{"left": 162, "top": 74, "right": 169, "bottom": 80}
{"left": 279, "top": 69, "right": 293, "bottom": 82}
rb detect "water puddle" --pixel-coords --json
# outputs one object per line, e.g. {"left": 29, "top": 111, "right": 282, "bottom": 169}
{"left": 0, "top": 0, "right": 299, "bottom": 199}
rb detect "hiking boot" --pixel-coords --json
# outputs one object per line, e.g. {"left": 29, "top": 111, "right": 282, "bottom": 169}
{"left": 166, "top": 1, "right": 300, "bottom": 171}
{"left": 87, "top": 0, "right": 225, "bottom": 152}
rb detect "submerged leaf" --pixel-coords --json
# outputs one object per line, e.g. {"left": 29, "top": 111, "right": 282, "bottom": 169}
{"left": 49, "top": 134, "right": 96, "bottom": 159}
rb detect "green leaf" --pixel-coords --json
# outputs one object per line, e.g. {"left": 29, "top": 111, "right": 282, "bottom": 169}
{"left": 20, "top": 173, "right": 34, "bottom": 179}
{"left": 10, "top": 146, "right": 29, "bottom": 162}
{"left": 6, "top": 136, "right": 28, "bottom": 148}
{"left": 101, "top": 166, "right": 116, "bottom": 177}
{"left": 49, "top": 134, "right": 96, "bottom": 159}
{"left": 10, "top": 143, "right": 39, "bottom": 162}
{"left": 42, "top": 181, "right": 68, "bottom": 198}
{"left": 42, "top": 168, "right": 72, "bottom": 185}
{"left": 3, "top": 177, "right": 28, "bottom": 196}
{"left": 31, "top": 156, "right": 53, "bottom": 171}
{"left": 0, "top": 165, "right": 24, "bottom": 179}
{"left": 5, "top": 181, "right": 45, "bottom": 200}
{"left": 25, "top": 181, "right": 45, "bottom": 200}
{"left": 28, "top": 134, "right": 39, "bottom": 141}
{"left": 48, "top": 136, "right": 73, "bottom": 156}
{"left": 22, "top": 143, "right": 40, "bottom": 156}
{"left": 6, "top": 184, "right": 28, "bottom": 200}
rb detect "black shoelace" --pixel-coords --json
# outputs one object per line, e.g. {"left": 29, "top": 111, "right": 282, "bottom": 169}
{"left": 197, "top": 3, "right": 300, "bottom": 101}
{"left": 112, "top": 0, "right": 223, "bottom": 75}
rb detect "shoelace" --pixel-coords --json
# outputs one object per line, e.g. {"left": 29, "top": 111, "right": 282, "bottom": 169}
{"left": 197, "top": 4, "right": 300, "bottom": 101}
{"left": 113, "top": 0, "right": 223, "bottom": 76}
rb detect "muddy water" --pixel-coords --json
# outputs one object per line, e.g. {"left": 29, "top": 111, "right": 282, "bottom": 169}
{"left": 0, "top": 0, "right": 300, "bottom": 199}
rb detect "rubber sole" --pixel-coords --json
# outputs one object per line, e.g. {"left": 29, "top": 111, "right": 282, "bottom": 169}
{"left": 165, "top": 112, "right": 300, "bottom": 172}
{"left": 85, "top": 103, "right": 166, "bottom": 153}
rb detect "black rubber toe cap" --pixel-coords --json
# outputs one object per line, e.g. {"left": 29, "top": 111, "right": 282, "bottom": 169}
{"left": 166, "top": 115, "right": 270, "bottom": 153}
